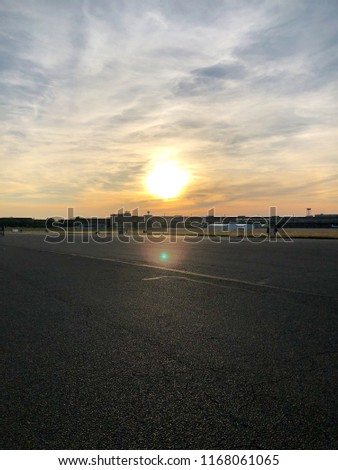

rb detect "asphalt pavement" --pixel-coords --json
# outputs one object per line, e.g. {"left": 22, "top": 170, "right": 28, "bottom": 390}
{"left": 1, "top": 234, "right": 337, "bottom": 449}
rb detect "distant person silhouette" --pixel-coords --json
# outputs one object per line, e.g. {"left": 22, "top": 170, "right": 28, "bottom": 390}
{"left": 274, "top": 226, "right": 278, "bottom": 237}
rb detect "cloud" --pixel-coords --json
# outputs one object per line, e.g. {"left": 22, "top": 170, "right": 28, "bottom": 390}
{"left": 192, "top": 63, "right": 247, "bottom": 80}
{"left": 1, "top": 0, "right": 337, "bottom": 217}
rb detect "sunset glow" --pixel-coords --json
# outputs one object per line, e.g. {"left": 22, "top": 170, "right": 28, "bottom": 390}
{"left": 1, "top": 1, "right": 337, "bottom": 217}
{"left": 146, "top": 161, "right": 189, "bottom": 199}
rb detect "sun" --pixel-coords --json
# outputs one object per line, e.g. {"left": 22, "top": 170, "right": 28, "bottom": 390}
{"left": 146, "top": 161, "right": 189, "bottom": 199}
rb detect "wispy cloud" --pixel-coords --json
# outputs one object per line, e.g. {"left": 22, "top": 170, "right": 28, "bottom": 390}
{"left": 1, "top": 0, "right": 337, "bottom": 217}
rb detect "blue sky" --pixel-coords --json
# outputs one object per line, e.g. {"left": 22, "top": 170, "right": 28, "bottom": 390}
{"left": 1, "top": 0, "right": 338, "bottom": 217}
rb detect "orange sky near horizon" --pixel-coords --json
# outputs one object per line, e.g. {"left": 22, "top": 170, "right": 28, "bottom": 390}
{"left": 1, "top": 1, "right": 337, "bottom": 219}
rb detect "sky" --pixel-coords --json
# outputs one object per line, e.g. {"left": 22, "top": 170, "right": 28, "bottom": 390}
{"left": 1, "top": 0, "right": 338, "bottom": 218}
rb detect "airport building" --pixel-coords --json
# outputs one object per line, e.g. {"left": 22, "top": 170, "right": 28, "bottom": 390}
{"left": 1, "top": 213, "right": 337, "bottom": 231}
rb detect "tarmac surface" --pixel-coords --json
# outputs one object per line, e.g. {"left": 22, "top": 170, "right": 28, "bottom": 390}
{"left": 1, "top": 233, "right": 338, "bottom": 449}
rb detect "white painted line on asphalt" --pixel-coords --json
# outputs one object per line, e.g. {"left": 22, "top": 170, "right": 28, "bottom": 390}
{"left": 69, "top": 252, "right": 265, "bottom": 287}
{"left": 5, "top": 244, "right": 337, "bottom": 299}
{"left": 142, "top": 274, "right": 245, "bottom": 291}
{"left": 64, "top": 251, "right": 336, "bottom": 299}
